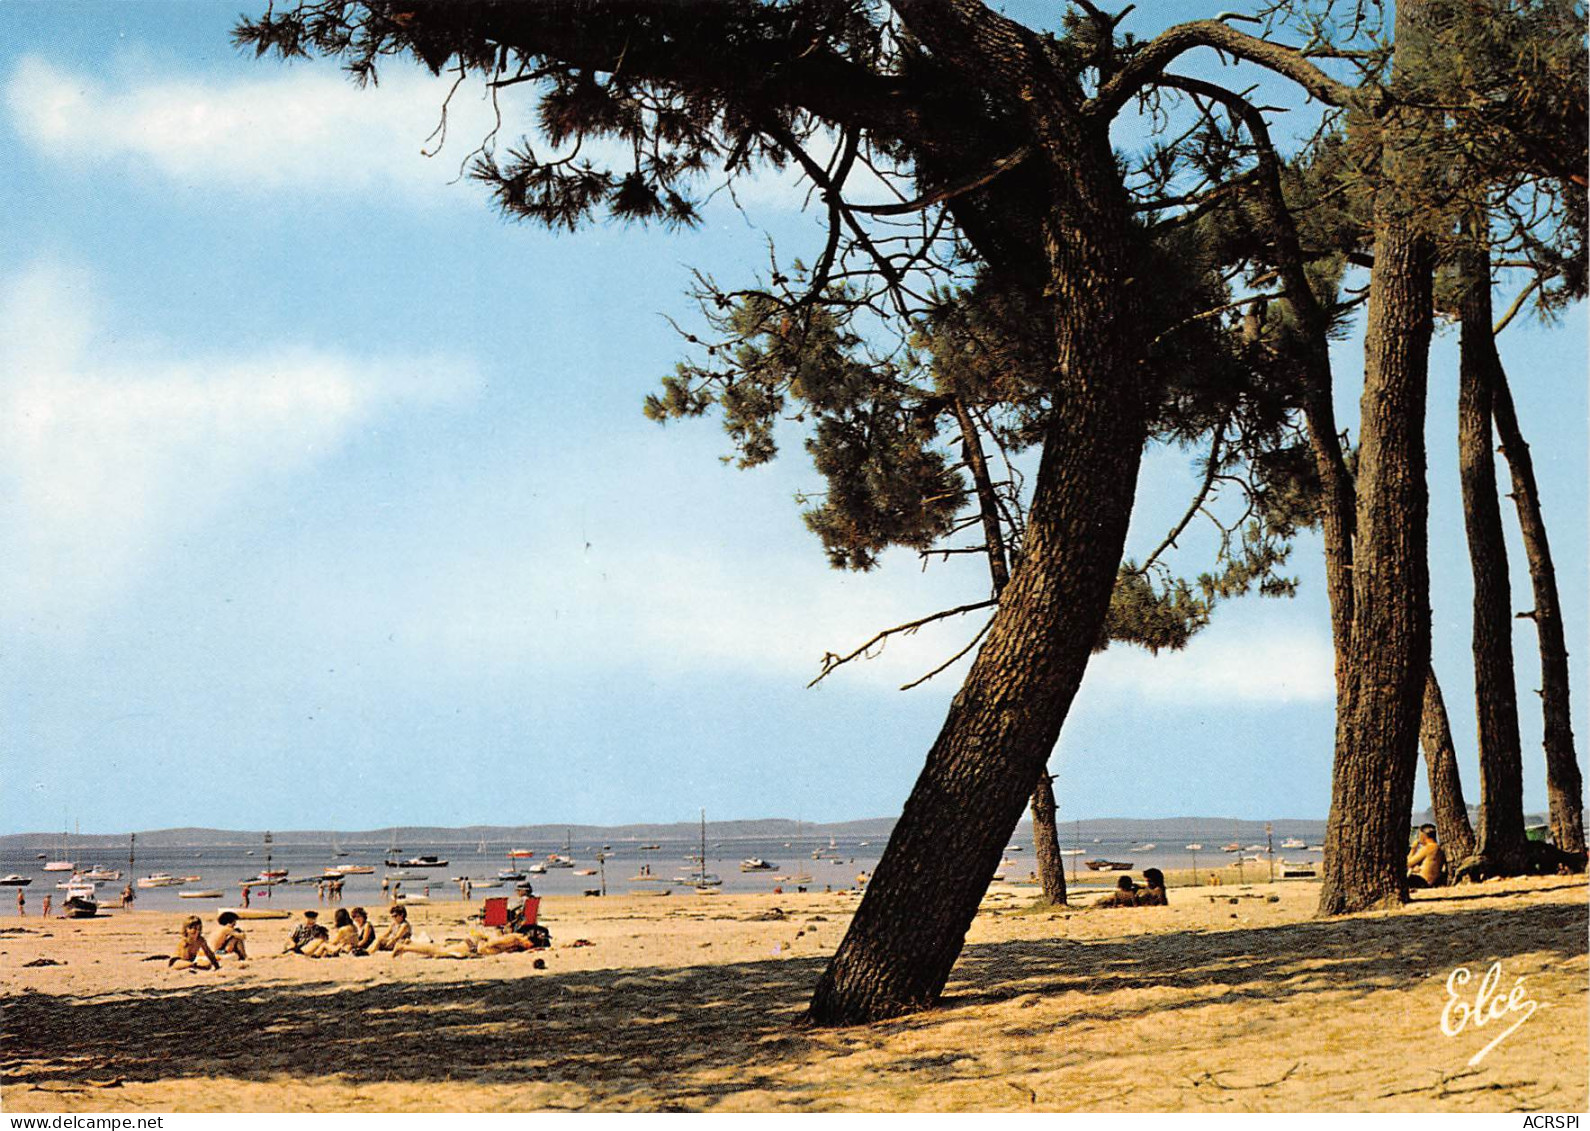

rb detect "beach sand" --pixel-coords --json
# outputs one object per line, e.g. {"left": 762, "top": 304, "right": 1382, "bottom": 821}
{"left": 3, "top": 874, "right": 1584, "bottom": 1112}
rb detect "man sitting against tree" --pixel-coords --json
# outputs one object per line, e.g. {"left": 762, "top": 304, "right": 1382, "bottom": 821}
{"left": 1406, "top": 824, "right": 1445, "bottom": 889}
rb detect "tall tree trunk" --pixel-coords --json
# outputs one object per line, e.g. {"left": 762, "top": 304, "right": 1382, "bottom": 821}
{"left": 1030, "top": 773, "right": 1067, "bottom": 903}
{"left": 951, "top": 396, "right": 1068, "bottom": 903}
{"left": 1457, "top": 244, "right": 1529, "bottom": 873}
{"left": 1491, "top": 368, "right": 1585, "bottom": 854}
{"left": 1315, "top": 0, "right": 1435, "bottom": 914}
{"left": 1420, "top": 666, "right": 1477, "bottom": 863}
{"left": 808, "top": 110, "right": 1145, "bottom": 1020}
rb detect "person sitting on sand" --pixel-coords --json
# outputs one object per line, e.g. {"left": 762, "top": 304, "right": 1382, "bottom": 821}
{"left": 170, "top": 915, "right": 222, "bottom": 970}
{"left": 374, "top": 905, "right": 410, "bottom": 952}
{"left": 210, "top": 911, "right": 248, "bottom": 959}
{"left": 1406, "top": 824, "right": 1445, "bottom": 889}
{"left": 283, "top": 909, "right": 329, "bottom": 954}
{"left": 350, "top": 906, "right": 376, "bottom": 954}
{"left": 394, "top": 931, "right": 540, "bottom": 959}
{"left": 1100, "top": 875, "right": 1139, "bottom": 907}
{"left": 302, "top": 907, "right": 358, "bottom": 957}
{"left": 1137, "top": 868, "right": 1168, "bottom": 906}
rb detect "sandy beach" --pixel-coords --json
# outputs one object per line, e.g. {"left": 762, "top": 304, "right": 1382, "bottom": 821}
{"left": 3, "top": 874, "right": 1584, "bottom": 1112}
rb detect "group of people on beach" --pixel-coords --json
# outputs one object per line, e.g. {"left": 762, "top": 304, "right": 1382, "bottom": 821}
{"left": 170, "top": 899, "right": 545, "bottom": 968}
{"left": 1098, "top": 868, "right": 1169, "bottom": 908}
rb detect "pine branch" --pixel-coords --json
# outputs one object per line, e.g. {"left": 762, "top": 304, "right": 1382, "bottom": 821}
{"left": 808, "top": 599, "right": 999, "bottom": 688}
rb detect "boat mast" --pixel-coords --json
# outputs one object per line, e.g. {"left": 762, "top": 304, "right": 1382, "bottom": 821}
{"left": 699, "top": 810, "right": 706, "bottom": 884}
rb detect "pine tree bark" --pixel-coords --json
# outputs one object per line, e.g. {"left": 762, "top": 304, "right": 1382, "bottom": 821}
{"left": 950, "top": 396, "right": 1068, "bottom": 903}
{"left": 1457, "top": 246, "right": 1529, "bottom": 873}
{"left": 808, "top": 72, "right": 1147, "bottom": 1017}
{"left": 1419, "top": 666, "right": 1477, "bottom": 864}
{"left": 1314, "top": 0, "right": 1436, "bottom": 914}
{"left": 1491, "top": 368, "right": 1586, "bottom": 855}
{"left": 1030, "top": 773, "right": 1067, "bottom": 904}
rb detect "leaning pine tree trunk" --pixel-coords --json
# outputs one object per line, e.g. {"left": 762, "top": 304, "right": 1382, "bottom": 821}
{"left": 1457, "top": 243, "right": 1529, "bottom": 874}
{"left": 1419, "top": 666, "right": 1478, "bottom": 864}
{"left": 807, "top": 122, "right": 1147, "bottom": 1023}
{"left": 1316, "top": 5, "right": 1435, "bottom": 910}
{"left": 1491, "top": 367, "right": 1586, "bottom": 855}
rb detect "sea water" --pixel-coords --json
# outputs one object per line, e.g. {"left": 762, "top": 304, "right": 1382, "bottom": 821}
{"left": 0, "top": 822, "right": 1327, "bottom": 915}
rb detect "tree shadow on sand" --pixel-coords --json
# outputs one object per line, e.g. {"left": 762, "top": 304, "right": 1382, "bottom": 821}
{"left": 3, "top": 890, "right": 1583, "bottom": 1109}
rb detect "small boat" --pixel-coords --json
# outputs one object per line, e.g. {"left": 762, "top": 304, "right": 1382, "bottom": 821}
{"left": 507, "top": 849, "right": 535, "bottom": 859}
{"left": 1186, "top": 843, "right": 1204, "bottom": 851}
{"left": 1281, "top": 837, "right": 1307, "bottom": 850}
{"left": 544, "top": 854, "right": 575, "bottom": 869}
{"left": 63, "top": 881, "right": 98, "bottom": 918}
{"left": 1245, "top": 844, "right": 1267, "bottom": 852}
{"left": 740, "top": 858, "right": 778, "bottom": 872}
{"left": 527, "top": 863, "right": 547, "bottom": 874}
{"left": 1134, "top": 843, "right": 1157, "bottom": 851}
{"left": 260, "top": 869, "right": 289, "bottom": 880}
{"left": 394, "top": 893, "right": 431, "bottom": 905}
{"left": 384, "top": 870, "right": 428, "bottom": 880}
{"left": 1060, "top": 848, "right": 1086, "bottom": 856}
{"left": 78, "top": 866, "right": 123, "bottom": 881}
{"left": 574, "top": 868, "right": 598, "bottom": 876}
{"left": 1222, "top": 842, "right": 1242, "bottom": 852}
{"left": 0, "top": 874, "right": 33, "bottom": 887}
{"left": 498, "top": 868, "right": 527, "bottom": 881}
{"left": 640, "top": 844, "right": 661, "bottom": 851}
{"left": 469, "top": 879, "right": 502, "bottom": 889}
{"left": 42, "top": 860, "right": 75, "bottom": 872}
{"left": 330, "top": 864, "right": 374, "bottom": 875}
{"left": 179, "top": 889, "right": 223, "bottom": 899}
{"left": 629, "top": 873, "right": 663, "bottom": 882}
{"left": 35, "top": 853, "right": 47, "bottom": 859}
{"left": 394, "top": 855, "right": 447, "bottom": 868}
{"left": 1005, "top": 845, "right": 1023, "bottom": 852}
{"left": 1084, "top": 860, "right": 1133, "bottom": 871}
{"left": 137, "top": 873, "right": 187, "bottom": 889}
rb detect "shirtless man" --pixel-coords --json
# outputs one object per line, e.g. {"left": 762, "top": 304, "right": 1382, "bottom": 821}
{"left": 1407, "top": 824, "right": 1445, "bottom": 889}
{"left": 170, "top": 915, "right": 222, "bottom": 969}
{"left": 1099, "top": 875, "right": 1139, "bottom": 907}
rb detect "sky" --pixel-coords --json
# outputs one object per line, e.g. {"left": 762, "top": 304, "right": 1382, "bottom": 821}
{"left": 1, "top": 2, "right": 1584, "bottom": 835}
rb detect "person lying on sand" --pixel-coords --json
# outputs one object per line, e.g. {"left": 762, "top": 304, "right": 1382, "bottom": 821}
{"left": 211, "top": 911, "right": 247, "bottom": 959}
{"left": 1137, "top": 868, "right": 1168, "bottom": 906}
{"left": 283, "top": 909, "right": 329, "bottom": 954}
{"left": 1099, "top": 875, "right": 1140, "bottom": 907}
{"left": 374, "top": 905, "right": 410, "bottom": 952}
{"left": 1406, "top": 824, "right": 1445, "bottom": 889}
{"left": 350, "top": 906, "right": 376, "bottom": 954}
{"left": 302, "top": 908, "right": 358, "bottom": 957}
{"left": 393, "top": 931, "right": 540, "bottom": 959}
{"left": 170, "top": 915, "right": 222, "bottom": 970}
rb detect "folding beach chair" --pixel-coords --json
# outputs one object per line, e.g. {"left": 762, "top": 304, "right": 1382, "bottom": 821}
{"left": 482, "top": 896, "right": 509, "bottom": 928}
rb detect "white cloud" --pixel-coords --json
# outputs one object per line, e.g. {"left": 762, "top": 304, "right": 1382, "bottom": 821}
{"left": 0, "top": 260, "right": 478, "bottom": 626}
{"left": 1088, "top": 627, "right": 1335, "bottom": 705}
{"left": 6, "top": 55, "right": 495, "bottom": 197}
{"left": 5, "top": 55, "right": 895, "bottom": 216}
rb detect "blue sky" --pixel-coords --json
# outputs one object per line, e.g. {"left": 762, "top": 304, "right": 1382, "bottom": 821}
{"left": 2, "top": 2, "right": 1584, "bottom": 834}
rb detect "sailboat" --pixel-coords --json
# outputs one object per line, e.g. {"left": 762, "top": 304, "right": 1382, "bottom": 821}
{"left": 331, "top": 833, "right": 348, "bottom": 857}
{"left": 681, "top": 810, "right": 722, "bottom": 889}
{"left": 43, "top": 824, "right": 74, "bottom": 872}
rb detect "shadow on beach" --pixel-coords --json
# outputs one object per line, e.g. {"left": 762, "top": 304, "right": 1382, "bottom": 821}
{"left": 4, "top": 890, "right": 1584, "bottom": 1109}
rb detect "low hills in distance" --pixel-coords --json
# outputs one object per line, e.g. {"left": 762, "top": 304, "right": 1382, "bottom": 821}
{"left": 2, "top": 808, "right": 1514, "bottom": 851}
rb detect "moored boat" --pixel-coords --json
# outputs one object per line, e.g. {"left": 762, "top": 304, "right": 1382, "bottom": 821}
{"left": 1084, "top": 859, "right": 1133, "bottom": 871}
{"left": 179, "top": 889, "right": 224, "bottom": 899}
{"left": 0, "top": 874, "right": 33, "bottom": 887}
{"left": 63, "top": 881, "right": 98, "bottom": 918}
{"left": 137, "top": 873, "right": 186, "bottom": 889}
{"left": 740, "top": 857, "right": 777, "bottom": 872}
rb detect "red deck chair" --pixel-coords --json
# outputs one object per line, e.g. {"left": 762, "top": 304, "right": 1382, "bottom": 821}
{"left": 519, "top": 896, "right": 541, "bottom": 926}
{"left": 481, "top": 896, "right": 509, "bottom": 928}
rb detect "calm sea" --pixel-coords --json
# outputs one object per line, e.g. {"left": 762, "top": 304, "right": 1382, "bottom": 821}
{"left": 1, "top": 823, "right": 1326, "bottom": 915}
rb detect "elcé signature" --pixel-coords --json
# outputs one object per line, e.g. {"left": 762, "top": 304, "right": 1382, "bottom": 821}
{"left": 1440, "top": 961, "right": 1540, "bottom": 1066}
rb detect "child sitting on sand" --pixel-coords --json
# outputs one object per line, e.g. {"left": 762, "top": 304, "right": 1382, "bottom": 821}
{"left": 210, "top": 911, "right": 247, "bottom": 959}
{"left": 1099, "top": 875, "right": 1140, "bottom": 907}
{"left": 374, "top": 905, "right": 410, "bottom": 952}
{"left": 170, "top": 915, "right": 222, "bottom": 970}
{"left": 350, "top": 906, "right": 376, "bottom": 954}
